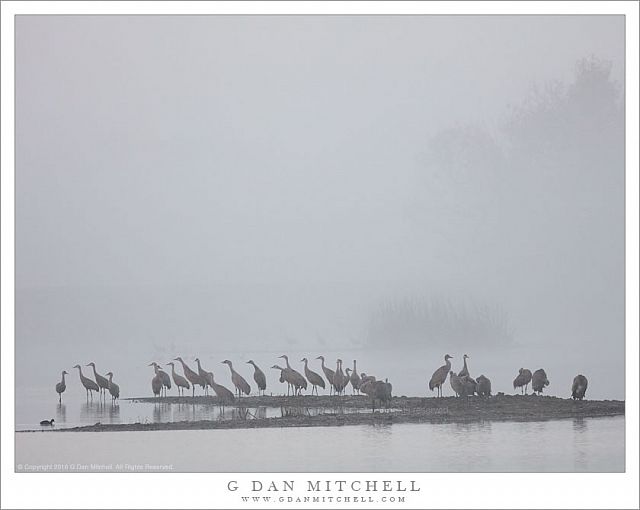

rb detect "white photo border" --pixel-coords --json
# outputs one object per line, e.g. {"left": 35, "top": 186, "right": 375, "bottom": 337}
{"left": 1, "top": 2, "right": 638, "bottom": 509}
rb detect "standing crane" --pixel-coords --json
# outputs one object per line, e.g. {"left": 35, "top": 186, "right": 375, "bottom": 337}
{"left": 166, "top": 361, "right": 190, "bottom": 396}
{"left": 335, "top": 359, "right": 350, "bottom": 396}
{"left": 105, "top": 372, "right": 120, "bottom": 403}
{"left": 371, "top": 379, "right": 393, "bottom": 412}
{"left": 513, "top": 368, "right": 533, "bottom": 394}
{"left": 208, "top": 372, "right": 236, "bottom": 407}
{"left": 195, "top": 358, "right": 213, "bottom": 396}
{"left": 222, "top": 360, "right": 251, "bottom": 397}
{"left": 151, "top": 373, "right": 163, "bottom": 397}
{"left": 315, "top": 356, "right": 335, "bottom": 395}
{"left": 476, "top": 375, "right": 492, "bottom": 396}
{"left": 174, "top": 357, "right": 206, "bottom": 397}
{"left": 247, "top": 360, "right": 267, "bottom": 396}
{"left": 429, "top": 354, "right": 453, "bottom": 397}
{"left": 55, "top": 370, "right": 68, "bottom": 403}
{"left": 359, "top": 374, "right": 377, "bottom": 397}
{"left": 301, "top": 357, "right": 325, "bottom": 395}
{"left": 86, "top": 362, "right": 110, "bottom": 399}
{"left": 571, "top": 374, "right": 588, "bottom": 400}
{"left": 449, "top": 371, "right": 464, "bottom": 397}
{"left": 73, "top": 364, "right": 99, "bottom": 400}
{"left": 458, "top": 354, "right": 471, "bottom": 377}
{"left": 350, "top": 360, "right": 362, "bottom": 395}
{"left": 278, "top": 355, "right": 307, "bottom": 395}
{"left": 271, "top": 365, "right": 291, "bottom": 395}
{"left": 149, "top": 362, "right": 171, "bottom": 396}
{"left": 532, "top": 369, "right": 550, "bottom": 395}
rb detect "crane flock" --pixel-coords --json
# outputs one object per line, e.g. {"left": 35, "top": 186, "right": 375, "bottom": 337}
{"left": 54, "top": 354, "right": 589, "bottom": 407}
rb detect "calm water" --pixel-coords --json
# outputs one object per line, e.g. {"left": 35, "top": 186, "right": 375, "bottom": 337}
{"left": 16, "top": 388, "right": 387, "bottom": 431}
{"left": 15, "top": 416, "right": 624, "bottom": 472}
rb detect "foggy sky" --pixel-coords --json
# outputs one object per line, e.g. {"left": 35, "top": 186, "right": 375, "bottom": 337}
{"left": 15, "top": 16, "right": 625, "bottom": 398}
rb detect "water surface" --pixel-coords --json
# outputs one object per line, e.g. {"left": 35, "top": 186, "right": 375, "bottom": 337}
{"left": 16, "top": 416, "right": 624, "bottom": 472}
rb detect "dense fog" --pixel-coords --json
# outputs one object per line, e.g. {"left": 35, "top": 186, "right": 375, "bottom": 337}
{"left": 15, "top": 16, "right": 624, "bottom": 399}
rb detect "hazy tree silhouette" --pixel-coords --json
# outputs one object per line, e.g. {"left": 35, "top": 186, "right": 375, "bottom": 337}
{"left": 394, "top": 56, "right": 624, "bottom": 346}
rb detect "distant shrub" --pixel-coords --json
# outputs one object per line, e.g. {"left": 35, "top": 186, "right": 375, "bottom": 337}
{"left": 366, "top": 295, "right": 514, "bottom": 348}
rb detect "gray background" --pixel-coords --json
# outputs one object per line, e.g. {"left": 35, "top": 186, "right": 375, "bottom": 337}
{"left": 15, "top": 16, "right": 624, "bottom": 399}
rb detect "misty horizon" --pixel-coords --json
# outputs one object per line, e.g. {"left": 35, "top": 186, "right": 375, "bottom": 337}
{"left": 15, "top": 15, "right": 624, "bottom": 399}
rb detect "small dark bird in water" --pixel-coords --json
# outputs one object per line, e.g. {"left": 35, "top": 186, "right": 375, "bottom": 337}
{"left": 571, "top": 374, "right": 588, "bottom": 400}
{"left": 40, "top": 419, "right": 54, "bottom": 426}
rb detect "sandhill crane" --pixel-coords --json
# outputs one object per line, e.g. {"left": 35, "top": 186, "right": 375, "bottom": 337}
{"left": 350, "top": 360, "right": 362, "bottom": 395}
{"left": 195, "top": 358, "right": 213, "bottom": 396}
{"left": 359, "top": 375, "right": 377, "bottom": 396}
{"left": 513, "top": 368, "right": 533, "bottom": 394}
{"left": 149, "top": 362, "right": 171, "bottom": 396}
{"left": 333, "top": 359, "right": 348, "bottom": 396}
{"left": 73, "top": 364, "right": 99, "bottom": 400}
{"left": 456, "top": 355, "right": 477, "bottom": 395}
{"left": 315, "top": 356, "right": 335, "bottom": 395}
{"left": 572, "top": 374, "right": 588, "bottom": 400}
{"left": 222, "top": 360, "right": 251, "bottom": 397}
{"left": 247, "top": 360, "right": 267, "bottom": 396}
{"left": 55, "top": 370, "right": 68, "bottom": 403}
{"left": 429, "top": 354, "right": 453, "bottom": 397}
{"left": 40, "top": 419, "right": 55, "bottom": 426}
{"left": 151, "top": 373, "right": 163, "bottom": 397}
{"left": 105, "top": 372, "right": 120, "bottom": 402}
{"left": 532, "top": 369, "right": 550, "bottom": 395}
{"left": 464, "top": 376, "right": 478, "bottom": 396}
{"left": 166, "top": 362, "right": 190, "bottom": 396}
{"left": 301, "top": 358, "right": 325, "bottom": 395}
{"left": 476, "top": 375, "right": 492, "bottom": 396}
{"left": 278, "top": 355, "right": 307, "bottom": 395}
{"left": 174, "top": 357, "right": 206, "bottom": 397}
{"left": 372, "top": 379, "right": 392, "bottom": 412}
{"left": 86, "top": 362, "right": 110, "bottom": 399}
{"left": 271, "top": 365, "right": 292, "bottom": 395}
{"left": 207, "top": 372, "right": 236, "bottom": 406}
{"left": 449, "top": 371, "right": 464, "bottom": 397}
{"left": 458, "top": 354, "right": 471, "bottom": 377}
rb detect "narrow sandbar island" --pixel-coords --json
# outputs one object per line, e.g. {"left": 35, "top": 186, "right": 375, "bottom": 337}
{"left": 17, "top": 395, "right": 624, "bottom": 433}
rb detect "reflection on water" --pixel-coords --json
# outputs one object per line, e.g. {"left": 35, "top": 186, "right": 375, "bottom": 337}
{"left": 56, "top": 403, "right": 66, "bottom": 425}
{"left": 16, "top": 394, "right": 413, "bottom": 431}
{"left": 573, "top": 417, "right": 588, "bottom": 433}
{"left": 15, "top": 416, "right": 624, "bottom": 472}
{"left": 80, "top": 401, "right": 121, "bottom": 425}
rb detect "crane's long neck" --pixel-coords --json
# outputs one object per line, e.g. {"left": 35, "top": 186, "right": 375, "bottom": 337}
{"left": 108, "top": 374, "right": 113, "bottom": 383}
{"left": 91, "top": 366, "right": 99, "bottom": 379}
{"left": 445, "top": 358, "right": 451, "bottom": 370}
{"left": 320, "top": 358, "right": 326, "bottom": 369}
{"left": 61, "top": 372, "right": 66, "bottom": 384}
{"left": 463, "top": 358, "right": 469, "bottom": 373}
{"left": 353, "top": 360, "right": 357, "bottom": 371}
{"left": 282, "top": 357, "right": 291, "bottom": 369}
{"left": 153, "top": 365, "right": 160, "bottom": 375}
{"left": 303, "top": 359, "right": 308, "bottom": 369}
{"left": 196, "top": 360, "right": 202, "bottom": 371}
{"left": 77, "top": 367, "right": 84, "bottom": 378}
{"left": 170, "top": 365, "right": 177, "bottom": 377}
